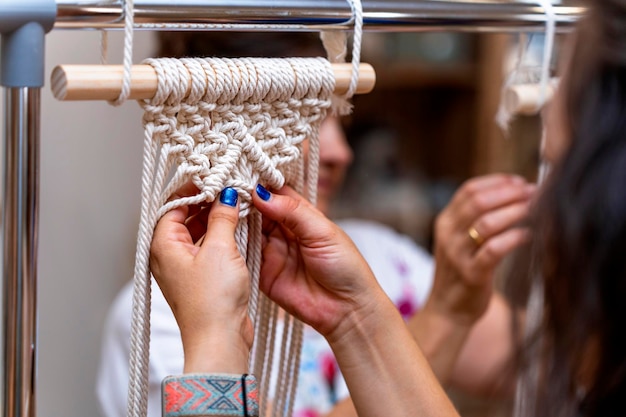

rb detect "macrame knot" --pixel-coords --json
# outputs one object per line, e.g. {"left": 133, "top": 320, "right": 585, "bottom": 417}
{"left": 139, "top": 57, "right": 334, "bottom": 217}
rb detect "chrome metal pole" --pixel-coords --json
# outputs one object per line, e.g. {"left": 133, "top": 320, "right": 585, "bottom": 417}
{"left": 2, "top": 87, "right": 40, "bottom": 417}
{"left": 0, "top": 4, "right": 52, "bottom": 416}
{"left": 55, "top": 0, "right": 585, "bottom": 32}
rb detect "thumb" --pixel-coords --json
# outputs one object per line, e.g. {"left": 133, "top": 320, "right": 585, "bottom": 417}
{"left": 202, "top": 187, "right": 240, "bottom": 247}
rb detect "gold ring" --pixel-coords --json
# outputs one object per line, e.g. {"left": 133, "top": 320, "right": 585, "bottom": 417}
{"left": 467, "top": 226, "right": 485, "bottom": 246}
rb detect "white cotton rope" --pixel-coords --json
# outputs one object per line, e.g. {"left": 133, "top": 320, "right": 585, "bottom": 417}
{"left": 109, "top": 0, "right": 134, "bottom": 106}
{"left": 98, "top": 0, "right": 117, "bottom": 65}
{"left": 513, "top": 4, "right": 555, "bottom": 415}
{"left": 537, "top": 0, "right": 556, "bottom": 109}
{"left": 127, "top": 57, "right": 335, "bottom": 417}
{"left": 496, "top": 0, "right": 556, "bottom": 133}
{"left": 496, "top": 33, "right": 528, "bottom": 131}
{"left": 320, "top": 0, "right": 363, "bottom": 116}
{"left": 100, "top": 31, "right": 108, "bottom": 65}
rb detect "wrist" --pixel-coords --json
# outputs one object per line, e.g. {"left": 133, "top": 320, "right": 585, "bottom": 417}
{"left": 182, "top": 330, "right": 251, "bottom": 374}
{"left": 325, "top": 288, "right": 397, "bottom": 352}
{"left": 425, "top": 270, "right": 493, "bottom": 328}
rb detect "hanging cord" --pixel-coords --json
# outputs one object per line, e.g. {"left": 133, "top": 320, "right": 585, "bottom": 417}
{"left": 537, "top": 0, "right": 556, "bottom": 110}
{"left": 512, "top": 3, "right": 555, "bottom": 416}
{"left": 109, "top": 0, "right": 134, "bottom": 106}
{"left": 495, "top": 33, "right": 530, "bottom": 131}
{"left": 535, "top": 0, "right": 556, "bottom": 184}
{"left": 342, "top": 0, "right": 363, "bottom": 100}
{"left": 99, "top": 0, "right": 116, "bottom": 65}
{"left": 100, "top": 31, "right": 108, "bottom": 65}
{"left": 320, "top": 0, "right": 363, "bottom": 115}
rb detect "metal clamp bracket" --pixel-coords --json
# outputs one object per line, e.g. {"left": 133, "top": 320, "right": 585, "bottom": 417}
{"left": 0, "top": 0, "right": 57, "bottom": 87}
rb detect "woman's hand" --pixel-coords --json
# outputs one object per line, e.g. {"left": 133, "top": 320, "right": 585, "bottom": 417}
{"left": 252, "top": 185, "right": 388, "bottom": 343}
{"left": 254, "top": 184, "right": 461, "bottom": 417}
{"left": 427, "top": 174, "right": 536, "bottom": 326}
{"left": 150, "top": 185, "right": 253, "bottom": 374}
{"left": 407, "top": 174, "right": 534, "bottom": 389}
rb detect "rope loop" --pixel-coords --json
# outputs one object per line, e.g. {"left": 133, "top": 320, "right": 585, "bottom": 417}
{"left": 320, "top": 0, "right": 363, "bottom": 115}
{"left": 109, "top": 0, "right": 135, "bottom": 106}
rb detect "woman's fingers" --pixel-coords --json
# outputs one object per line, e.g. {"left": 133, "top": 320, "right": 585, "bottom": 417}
{"left": 447, "top": 175, "right": 526, "bottom": 211}
{"left": 253, "top": 184, "right": 330, "bottom": 245}
{"left": 468, "top": 200, "right": 532, "bottom": 251}
{"left": 152, "top": 205, "right": 193, "bottom": 256}
{"left": 445, "top": 175, "right": 532, "bottom": 223}
{"left": 456, "top": 183, "right": 535, "bottom": 229}
{"left": 434, "top": 174, "right": 536, "bottom": 286}
{"left": 438, "top": 175, "right": 536, "bottom": 258}
{"left": 473, "top": 227, "right": 531, "bottom": 276}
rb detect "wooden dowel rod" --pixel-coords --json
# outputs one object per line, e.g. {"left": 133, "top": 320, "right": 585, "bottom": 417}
{"left": 51, "top": 63, "right": 376, "bottom": 101}
{"left": 503, "top": 78, "right": 559, "bottom": 116}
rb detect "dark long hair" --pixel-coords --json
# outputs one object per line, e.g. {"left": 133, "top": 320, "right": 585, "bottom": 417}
{"left": 526, "top": 0, "right": 626, "bottom": 415}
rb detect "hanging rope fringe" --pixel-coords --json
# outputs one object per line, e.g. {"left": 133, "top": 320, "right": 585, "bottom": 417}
{"left": 127, "top": 56, "right": 335, "bottom": 417}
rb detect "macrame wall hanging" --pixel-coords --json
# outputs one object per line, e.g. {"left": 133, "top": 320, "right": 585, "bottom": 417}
{"left": 51, "top": 0, "right": 371, "bottom": 415}
{"left": 130, "top": 56, "right": 335, "bottom": 417}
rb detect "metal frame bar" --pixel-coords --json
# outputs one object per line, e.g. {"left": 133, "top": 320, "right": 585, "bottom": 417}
{"left": 1, "top": 1, "right": 586, "bottom": 417}
{"left": 1, "top": 3, "right": 55, "bottom": 417}
{"left": 55, "top": 0, "right": 585, "bottom": 32}
{"left": 2, "top": 87, "right": 41, "bottom": 417}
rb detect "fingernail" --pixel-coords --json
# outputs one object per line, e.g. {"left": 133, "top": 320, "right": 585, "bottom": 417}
{"left": 219, "top": 187, "right": 238, "bottom": 207}
{"left": 256, "top": 184, "right": 271, "bottom": 201}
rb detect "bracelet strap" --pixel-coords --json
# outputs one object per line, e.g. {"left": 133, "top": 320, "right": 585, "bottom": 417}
{"left": 163, "top": 373, "right": 259, "bottom": 417}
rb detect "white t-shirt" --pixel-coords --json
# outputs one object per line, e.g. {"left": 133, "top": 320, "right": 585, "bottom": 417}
{"left": 96, "top": 219, "right": 434, "bottom": 417}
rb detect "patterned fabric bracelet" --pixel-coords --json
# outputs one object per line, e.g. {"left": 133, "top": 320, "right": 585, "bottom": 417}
{"left": 162, "top": 373, "right": 259, "bottom": 417}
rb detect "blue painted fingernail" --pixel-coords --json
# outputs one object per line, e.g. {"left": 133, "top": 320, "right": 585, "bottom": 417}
{"left": 256, "top": 184, "right": 271, "bottom": 201}
{"left": 219, "top": 187, "right": 238, "bottom": 207}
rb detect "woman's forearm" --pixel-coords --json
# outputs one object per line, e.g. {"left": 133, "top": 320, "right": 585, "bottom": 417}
{"left": 409, "top": 292, "right": 519, "bottom": 397}
{"left": 407, "top": 300, "right": 473, "bottom": 385}
{"left": 327, "top": 290, "right": 460, "bottom": 417}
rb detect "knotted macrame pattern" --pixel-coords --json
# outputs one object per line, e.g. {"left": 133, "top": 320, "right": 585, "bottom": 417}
{"left": 127, "top": 57, "right": 335, "bottom": 417}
